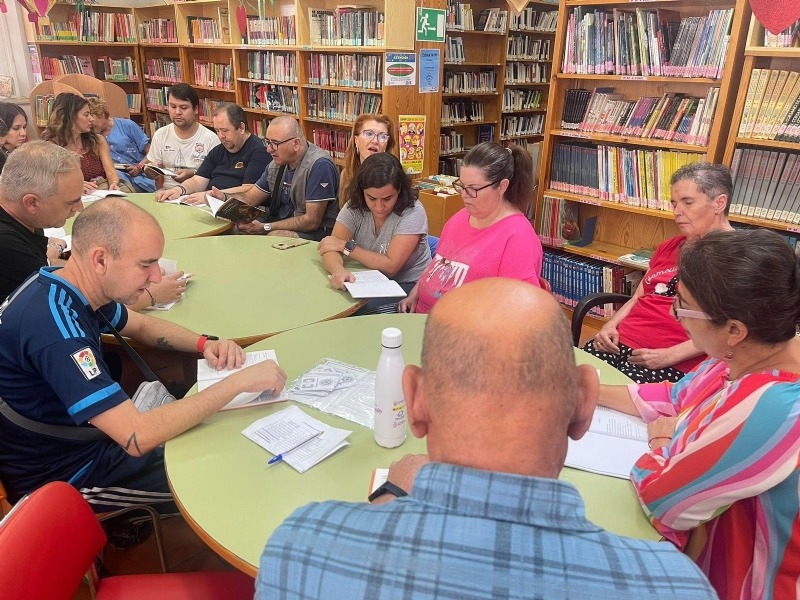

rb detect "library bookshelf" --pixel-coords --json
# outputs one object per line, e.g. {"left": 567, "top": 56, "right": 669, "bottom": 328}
{"left": 722, "top": 15, "right": 800, "bottom": 234}
{"left": 26, "top": 0, "right": 445, "bottom": 176}
{"left": 535, "top": 0, "right": 752, "bottom": 324}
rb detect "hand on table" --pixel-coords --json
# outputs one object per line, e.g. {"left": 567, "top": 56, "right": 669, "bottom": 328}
{"left": 149, "top": 271, "right": 189, "bottom": 304}
{"left": 317, "top": 236, "right": 345, "bottom": 255}
{"left": 628, "top": 347, "right": 674, "bottom": 370}
{"left": 83, "top": 180, "right": 98, "bottom": 193}
{"left": 229, "top": 359, "right": 287, "bottom": 397}
{"left": 328, "top": 270, "right": 355, "bottom": 290}
{"left": 155, "top": 187, "right": 182, "bottom": 202}
{"left": 370, "top": 454, "right": 430, "bottom": 504}
{"left": 593, "top": 323, "right": 620, "bottom": 354}
{"left": 203, "top": 338, "right": 247, "bottom": 371}
{"left": 182, "top": 191, "right": 210, "bottom": 206}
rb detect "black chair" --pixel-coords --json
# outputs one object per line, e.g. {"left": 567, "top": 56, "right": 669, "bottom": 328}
{"left": 570, "top": 292, "right": 632, "bottom": 347}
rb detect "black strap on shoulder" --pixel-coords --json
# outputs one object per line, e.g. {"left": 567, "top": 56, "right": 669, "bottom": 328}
{"left": 267, "top": 164, "right": 287, "bottom": 221}
{"left": 0, "top": 397, "right": 108, "bottom": 442}
{"left": 97, "top": 311, "right": 159, "bottom": 383}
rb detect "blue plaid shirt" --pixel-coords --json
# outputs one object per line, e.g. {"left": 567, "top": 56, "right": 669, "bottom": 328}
{"left": 256, "top": 463, "right": 717, "bottom": 599}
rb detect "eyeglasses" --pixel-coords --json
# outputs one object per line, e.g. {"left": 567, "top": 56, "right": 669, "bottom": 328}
{"left": 453, "top": 179, "right": 499, "bottom": 198}
{"left": 264, "top": 136, "right": 298, "bottom": 150}
{"left": 359, "top": 129, "right": 390, "bottom": 144}
{"left": 672, "top": 297, "right": 712, "bottom": 321}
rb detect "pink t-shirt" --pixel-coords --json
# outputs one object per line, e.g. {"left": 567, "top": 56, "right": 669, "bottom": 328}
{"left": 416, "top": 209, "right": 542, "bottom": 314}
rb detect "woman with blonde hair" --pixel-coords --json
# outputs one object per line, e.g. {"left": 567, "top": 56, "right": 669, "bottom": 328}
{"left": 42, "top": 93, "right": 121, "bottom": 194}
{"left": 339, "top": 114, "right": 395, "bottom": 206}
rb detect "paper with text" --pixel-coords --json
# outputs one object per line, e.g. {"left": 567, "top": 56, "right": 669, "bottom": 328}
{"left": 198, "top": 349, "right": 287, "bottom": 410}
{"left": 344, "top": 270, "right": 407, "bottom": 298}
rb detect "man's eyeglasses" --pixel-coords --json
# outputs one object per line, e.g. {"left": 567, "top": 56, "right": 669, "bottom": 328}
{"left": 453, "top": 179, "right": 499, "bottom": 198}
{"left": 672, "top": 297, "right": 711, "bottom": 321}
{"left": 264, "top": 136, "right": 298, "bottom": 150}
{"left": 359, "top": 129, "right": 390, "bottom": 144}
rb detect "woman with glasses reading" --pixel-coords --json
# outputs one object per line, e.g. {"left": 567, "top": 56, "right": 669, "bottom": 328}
{"left": 318, "top": 152, "right": 430, "bottom": 312}
{"left": 339, "top": 114, "right": 395, "bottom": 207}
{"left": 582, "top": 163, "right": 734, "bottom": 383}
{"left": 597, "top": 228, "right": 800, "bottom": 600}
{"left": 399, "top": 142, "right": 542, "bottom": 314}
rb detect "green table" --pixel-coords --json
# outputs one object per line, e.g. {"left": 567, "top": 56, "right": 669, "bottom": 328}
{"left": 66, "top": 193, "right": 231, "bottom": 240}
{"left": 165, "top": 314, "right": 658, "bottom": 576}
{"left": 151, "top": 236, "right": 362, "bottom": 345}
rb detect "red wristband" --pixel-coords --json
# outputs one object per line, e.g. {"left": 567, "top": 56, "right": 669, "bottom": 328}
{"left": 197, "top": 335, "right": 208, "bottom": 353}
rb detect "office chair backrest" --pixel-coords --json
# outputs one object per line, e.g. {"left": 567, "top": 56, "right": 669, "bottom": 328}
{"left": 0, "top": 481, "right": 106, "bottom": 600}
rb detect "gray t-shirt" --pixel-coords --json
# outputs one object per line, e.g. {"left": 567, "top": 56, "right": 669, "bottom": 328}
{"left": 337, "top": 200, "right": 431, "bottom": 283}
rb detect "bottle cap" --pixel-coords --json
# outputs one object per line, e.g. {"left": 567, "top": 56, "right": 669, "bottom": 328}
{"left": 381, "top": 327, "right": 402, "bottom": 348}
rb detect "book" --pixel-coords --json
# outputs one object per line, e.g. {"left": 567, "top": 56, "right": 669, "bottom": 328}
{"left": 241, "top": 405, "right": 351, "bottom": 473}
{"left": 143, "top": 165, "right": 178, "bottom": 178}
{"left": 343, "top": 270, "right": 407, "bottom": 298}
{"left": 206, "top": 194, "right": 266, "bottom": 223}
{"left": 81, "top": 189, "right": 127, "bottom": 202}
{"left": 617, "top": 248, "right": 654, "bottom": 269}
{"left": 197, "top": 349, "right": 288, "bottom": 410}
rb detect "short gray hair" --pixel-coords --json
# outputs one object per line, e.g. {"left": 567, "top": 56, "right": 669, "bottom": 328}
{"left": 670, "top": 162, "right": 733, "bottom": 215}
{"left": 0, "top": 141, "right": 81, "bottom": 203}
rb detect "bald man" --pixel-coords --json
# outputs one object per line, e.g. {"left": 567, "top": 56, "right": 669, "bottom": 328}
{"left": 255, "top": 279, "right": 717, "bottom": 600}
{"left": 0, "top": 198, "right": 286, "bottom": 512}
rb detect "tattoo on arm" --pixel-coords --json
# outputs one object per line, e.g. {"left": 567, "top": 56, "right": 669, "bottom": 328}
{"left": 156, "top": 337, "right": 176, "bottom": 351}
{"left": 124, "top": 432, "right": 142, "bottom": 455}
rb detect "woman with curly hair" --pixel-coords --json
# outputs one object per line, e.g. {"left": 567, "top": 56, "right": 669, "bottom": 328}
{"left": 338, "top": 113, "right": 395, "bottom": 207}
{"left": 42, "top": 93, "right": 121, "bottom": 194}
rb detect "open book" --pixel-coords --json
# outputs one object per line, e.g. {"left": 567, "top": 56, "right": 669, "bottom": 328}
{"left": 343, "top": 270, "right": 407, "bottom": 299}
{"left": 563, "top": 406, "right": 648, "bottom": 479}
{"left": 206, "top": 194, "right": 266, "bottom": 223}
{"left": 197, "top": 349, "right": 287, "bottom": 410}
{"left": 143, "top": 165, "right": 178, "bottom": 178}
{"left": 81, "top": 189, "right": 127, "bottom": 202}
{"left": 113, "top": 163, "right": 134, "bottom": 170}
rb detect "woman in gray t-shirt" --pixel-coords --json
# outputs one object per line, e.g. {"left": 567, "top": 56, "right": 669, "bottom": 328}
{"left": 318, "top": 153, "right": 431, "bottom": 298}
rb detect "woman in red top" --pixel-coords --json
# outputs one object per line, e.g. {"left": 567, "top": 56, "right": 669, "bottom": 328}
{"left": 42, "top": 93, "right": 120, "bottom": 194}
{"left": 582, "top": 162, "right": 733, "bottom": 383}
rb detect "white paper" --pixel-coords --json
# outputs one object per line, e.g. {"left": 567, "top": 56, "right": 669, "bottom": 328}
{"left": 564, "top": 407, "right": 649, "bottom": 479}
{"left": 370, "top": 468, "right": 389, "bottom": 494}
{"left": 81, "top": 189, "right": 127, "bottom": 202}
{"left": 162, "top": 196, "right": 191, "bottom": 205}
{"left": 113, "top": 163, "right": 133, "bottom": 170}
{"left": 206, "top": 193, "right": 224, "bottom": 216}
{"left": 158, "top": 258, "right": 177, "bottom": 275}
{"left": 343, "top": 270, "right": 407, "bottom": 299}
{"left": 43, "top": 229, "right": 71, "bottom": 252}
{"left": 242, "top": 405, "right": 351, "bottom": 473}
{"left": 198, "top": 349, "right": 287, "bottom": 410}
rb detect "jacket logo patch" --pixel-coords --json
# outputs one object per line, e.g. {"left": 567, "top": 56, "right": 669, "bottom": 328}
{"left": 72, "top": 347, "right": 101, "bottom": 380}
{"left": 235, "top": 161, "right": 244, "bottom": 169}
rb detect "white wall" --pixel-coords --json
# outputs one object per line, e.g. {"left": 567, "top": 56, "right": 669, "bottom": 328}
{"left": 0, "top": 1, "right": 36, "bottom": 98}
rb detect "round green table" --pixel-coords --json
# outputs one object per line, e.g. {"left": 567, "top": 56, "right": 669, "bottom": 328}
{"left": 151, "top": 236, "right": 363, "bottom": 345}
{"left": 165, "top": 314, "right": 658, "bottom": 576}
{"left": 66, "top": 193, "right": 231, "bottom": 240}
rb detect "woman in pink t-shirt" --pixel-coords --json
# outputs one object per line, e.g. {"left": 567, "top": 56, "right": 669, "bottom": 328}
{"left": 399, "top": 142, "right": 542, "bottom": 314}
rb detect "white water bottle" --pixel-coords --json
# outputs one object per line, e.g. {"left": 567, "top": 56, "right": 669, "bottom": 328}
{"left": 374, "top": 327, "right": 406, "bottom": 448}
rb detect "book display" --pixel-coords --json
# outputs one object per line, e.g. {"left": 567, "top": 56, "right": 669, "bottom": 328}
{"left": 535, "top": 0, "right": 751, "bottom": 324}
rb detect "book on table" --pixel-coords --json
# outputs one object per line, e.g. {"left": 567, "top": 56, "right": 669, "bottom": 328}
{"left": 343, "top": 270, "right": 407, "bottom": 299}
{"left": 197, "top": 349, "right": 287, "bottom": 410}
{"left": 206, "top": 194, "right": 266, "bottom": 223}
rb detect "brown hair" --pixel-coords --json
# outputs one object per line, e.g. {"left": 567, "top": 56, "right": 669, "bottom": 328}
{"left": 42, "top": 93, "right": 100, "bottom": 156}
{"left": 340, "top": 114, "right": 396, "bottom": 207}
{"left": 462, "top": 142, "right": 534, "bottom": 213}
{"left": 345, "top": 153, "right": 414, "bottom": 216}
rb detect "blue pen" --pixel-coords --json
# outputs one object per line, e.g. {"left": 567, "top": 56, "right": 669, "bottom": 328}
{"left": 268, "top": 430, "right": 324, "bottom": 465}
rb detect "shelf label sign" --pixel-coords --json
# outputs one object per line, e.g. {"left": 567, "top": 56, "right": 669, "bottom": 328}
{"left": 385, "top": 53, "right": 416, "bottom": 87}
{"left": 416, "top": 8, "right": 446, "bottom": 43}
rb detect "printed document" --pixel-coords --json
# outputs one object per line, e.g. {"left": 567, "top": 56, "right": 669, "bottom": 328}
{"left": 198, "top": 349, "right": 287, "bottom": 410}
{"left": 344, "top": 270, "right": 407, "bottom": 298}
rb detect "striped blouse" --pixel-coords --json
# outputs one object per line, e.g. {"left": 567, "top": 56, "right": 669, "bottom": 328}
{"left": 628, "top": 358, "right": 800, "bottom": 600}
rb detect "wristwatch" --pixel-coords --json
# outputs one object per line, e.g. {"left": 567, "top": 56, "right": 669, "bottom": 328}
{"left": 197, "top": 334, "right": 220, "bottom": 353}
{"left": 263, "top": 222, "right": 272, "bottom": 233}
{"left": 367, "top": 481, "right": 408, "bottom": 503}
{"left": 343, "top": 239, "right": 357, "bottom": 256}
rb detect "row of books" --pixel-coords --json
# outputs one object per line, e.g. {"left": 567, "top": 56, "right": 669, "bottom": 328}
{"left": 445, "top": 1, "right": 477, "bottom": 32}
{"left": 193, "top": 60, "right": 232, "bottom": 91}
{"left": 245, "top": 83, "right": 300, "bottom": 115}
{"left": 502, "top": 88, "right": 543, "bottom": 112}
{"left": 730, "top": 148, "right": 800, "bottom": 224}
{"left": 500, "top": 114, "right": 543, "bottom": 139}
{"left": 305, "top": 89, "right": 382, "bottom": 123}
{"left": 507, "top": 37, "right": 551, "bottom": 62}
{"left": 36, "top": 12, "right": 136, "bottom": 43}
{"left": 252, "top": 118, "right": 270, "bottom": 138}
{"left": 762, "top": 19, "right": 800, "bottom": 48}
{"left": 144, "top": 58, "right": 182, "bottom": 84}
{"left": 441, "top": 100, "right": 486, "bottom": 125}
{"left": 148, "top": 113, "right": 171, "bottom": 137}
{"left": 542, "top": 247, "right": 638, "bottom": 318}
{"left": 197, "top": 98, "right": 226, "bottom": 120}
{"left": 138, "top": 18, "right": 177, "bottom": 44}
{"left": 474, "top": 9, "right": 508, "bottom": 33}
{"left": 40, "top": 55, "right": 96, "bottom": 81}
{"left": 308, "top": 8, "right": 385, "bottom": 47}
{"left": 562, "top": 7, "right": 732, "bottom": 79}
{"left": 443, "top": 69, "right": 497, "bottom": 94}
{"left": 549, "top": 142, "right": 700, "bottom": 210}
{"left": 312, "top": 128, "right": 351, "bottom": 160}
{"left": 444, "top": 37, "right": 467, "bottom": 64}
{"left": 561, "top": 87, "right": 719, "bottom": 146}
{"left": 245, "top": 15, "right": 297, "bottom": 46}
{"left": 505, "top": 62, "right": 548, "bottom": 85}
{"left": 187, "top": 16, "right": 230, "bottom": 45}
{"left": 34, "top": 95, "right": 55, "bottom": 126}
{"left": 246, "top": 51, "right": 298, "bottom": 83}
{"left": 509, "top": 9, "right": 557, "bottom": 33}
{"left": 478, "top": 124, "right": 496, "bottom": 144}
{"left": 127, "top": 93, "right": 142, "bottom": 113}
{"left": 97, "top": 56, "right": 138, "bottom": 82}
{"left": 738, "top": 69, "right": 800, "bottom": 142}
{"left": 307, "top": 53, "right": 382, "bottom": 89}
{"left": 439, "top": 156, "right": 463, "bottom": 177}
{"left": 440, "top": 131, "right": 466, "bottom": 155}
{"left": 146, "top": 87, "right": 170, "bottom": 112}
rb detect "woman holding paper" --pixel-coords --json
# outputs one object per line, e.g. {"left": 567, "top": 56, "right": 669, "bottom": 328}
{"left": 338, "top": 114, "right": 396, "bottom": 207}
{"left": 318, "top": 153, "right": 430, "bottom": 311}
{"left": 597, "top": 229, "right": 800, "bottom": 600}
{"left": 42, "top": 93, "right": 122, "bottom": 194}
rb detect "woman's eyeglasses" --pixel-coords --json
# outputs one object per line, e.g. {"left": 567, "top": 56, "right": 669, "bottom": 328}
{"left": 453, "top": 179, "right": 499, "bottom": 198}
{"left": 672, "top": 297, "right": 711, "bottom": 321}
{"left": 359, "top": 130, "right": 389, "bottom": 143}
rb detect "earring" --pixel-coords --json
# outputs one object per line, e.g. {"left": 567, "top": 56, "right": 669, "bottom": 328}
{"left": 724, "top": 345, "right": 734, "bottom": 360}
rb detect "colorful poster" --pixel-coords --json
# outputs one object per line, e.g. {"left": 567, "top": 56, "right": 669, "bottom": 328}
{"left": 398, "top": 115, "right": 426, "bottom": 175}
{"left": 419, "top": 49, "right": 440, "bottom": 94}
{"left": 385, "top": 53, "right": 416, "bottom": 87}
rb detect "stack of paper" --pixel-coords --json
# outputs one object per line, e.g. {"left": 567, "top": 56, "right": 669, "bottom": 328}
{"left": 564, "top": 406, "right": 648, "bottom": 479}
{"left": 242, "top": 405, "right": 351, "bottom": 473}
{"left": 198, "top": 349, "right": 287, "bottom": 410}
{"left": 344, "top": 270, "right": 407, "bottom": 299}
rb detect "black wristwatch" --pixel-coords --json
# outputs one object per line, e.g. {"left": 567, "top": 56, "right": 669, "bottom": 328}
{"left": 343, "top": 239, "right": 357, "bottom": 256}
{"left": 367, "top": 481, "right": 408, "bottom": 503}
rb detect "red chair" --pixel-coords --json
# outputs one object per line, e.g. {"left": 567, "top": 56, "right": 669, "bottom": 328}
{"left": 0, "top": 481, "right": 255, "bottom": 600}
